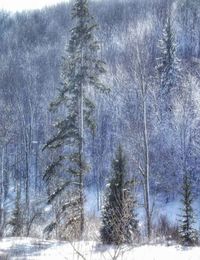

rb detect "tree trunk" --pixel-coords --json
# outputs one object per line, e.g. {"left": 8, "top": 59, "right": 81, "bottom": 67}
{"left": 0, "top": 148, "right": 5, "bottom": 237}
{"left": 143, "top": 98, "right": 151, "bottom": 240}
{"left": 79, "top": 46, "right": 84, "bottom": 237}
{"left": 24, "top": 130, "right": 30, "bottom": 236}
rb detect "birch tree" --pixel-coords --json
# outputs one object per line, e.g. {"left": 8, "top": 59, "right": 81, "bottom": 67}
{"left": 135, "top": 45, "right": 152, "bottom": 240}
{"left": 124, "top": 24, "right": 156, "bottom": 240}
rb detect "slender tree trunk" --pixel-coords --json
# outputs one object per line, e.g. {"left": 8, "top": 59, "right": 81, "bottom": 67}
{"left": 143, "top": 98, "right": 151, "bottom": 240}
{"left": 136, "top": 44, "right": 151, "bottom": 240}
{"left": 92, "top": 136, "right": 100, "bottom": 211}
{"left": 0, "top": 148, "right": 5, "bottom": 237}
{"left": 34, "top": 141, "right": 39, "bottom": 194}
{"left": 79, "top": 45, "right": 84, "bottom": 237}
{"left": 24, "top": 131, "right": 30, "bottom": 236}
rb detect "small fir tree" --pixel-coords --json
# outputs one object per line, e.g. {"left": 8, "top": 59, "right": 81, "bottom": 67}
{"left": 9, "top": 185, "right": 23, "bottom": 237}
{"left": 179, "top": 174, "right": 197, "bottom": 246}
{"left": 100, "top": 146, "right": 138, "bottom": 245}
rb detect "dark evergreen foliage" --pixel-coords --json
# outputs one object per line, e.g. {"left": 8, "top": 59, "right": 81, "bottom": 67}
{"left": 179, "top": 174, "right": 197, "bottom": 246}
{"left": 43, "top": 0, "right": 107, "bottom": 239}
{"left": 157, "top": 13, "right": 181, "bottom": 115}
{"left": 0, "top": 0, "right": 200, "bottom": 242}
{"left": 101, "top": 146, "right": 138, "bottom": 245}
{"left": 9, "top": 186, "right": 23, "bottom": 237}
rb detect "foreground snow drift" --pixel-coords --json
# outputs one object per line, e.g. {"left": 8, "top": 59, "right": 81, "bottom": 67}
{"left": 0, "top": 238, "right": 200, "bottom": 259}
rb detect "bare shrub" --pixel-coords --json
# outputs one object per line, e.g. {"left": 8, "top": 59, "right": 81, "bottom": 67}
{"left": 153, "top": 214, "right": 179, "bottom": 243}
{"left": 83, "top": 212, "right": 100, "bottom": 241}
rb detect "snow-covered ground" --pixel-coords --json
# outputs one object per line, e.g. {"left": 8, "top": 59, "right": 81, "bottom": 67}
{"left": 1, "top": 238, "right": 200, "bottom": 260}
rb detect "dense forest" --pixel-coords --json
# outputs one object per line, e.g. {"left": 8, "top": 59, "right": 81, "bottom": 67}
{"left": 0, "top": 0, "right": 200, "bottom": 245}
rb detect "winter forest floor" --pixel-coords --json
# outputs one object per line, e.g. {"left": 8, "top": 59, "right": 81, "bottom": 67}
{"left": 0, "top": 238, "right": 200, "bottom": 260}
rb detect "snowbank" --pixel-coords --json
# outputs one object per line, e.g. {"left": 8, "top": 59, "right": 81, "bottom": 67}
{"left": 0, "top": 238, "right": 200, "bottom": 260}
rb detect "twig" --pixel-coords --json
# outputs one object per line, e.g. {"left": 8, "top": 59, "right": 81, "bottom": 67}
{"left": 69, "top": 241, "right": 87, "bottom": 260}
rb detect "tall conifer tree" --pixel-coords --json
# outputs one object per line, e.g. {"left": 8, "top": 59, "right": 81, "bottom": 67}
{"left": 43, "top": 0, "right": 107, "bottom": 239}
{"left": 157, "top": 13, "right": 181, "bottom": 116}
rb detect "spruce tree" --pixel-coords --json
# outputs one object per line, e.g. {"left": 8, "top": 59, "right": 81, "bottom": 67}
{"left": 100, "top": 146, "right": 138, "bottom": 245}
{"left": 157, "top": 13, "right": 181, "bottom": 115}
{"left": 9, "top": 185, "right": 23, "bottom": 237}
{"left": 179, "top": 174, "right": 197, "bottom": 246}
{"left": 43, "top": 0, "right": 107, "bottom": 239}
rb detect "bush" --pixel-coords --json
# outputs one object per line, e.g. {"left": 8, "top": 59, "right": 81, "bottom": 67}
{"left": 154, "top": 215, "right": 180, "bottom": 243}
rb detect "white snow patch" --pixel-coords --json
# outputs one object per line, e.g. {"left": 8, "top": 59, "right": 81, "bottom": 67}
{"left": 0, "top": 238, "right": 200, "bottom": 260}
